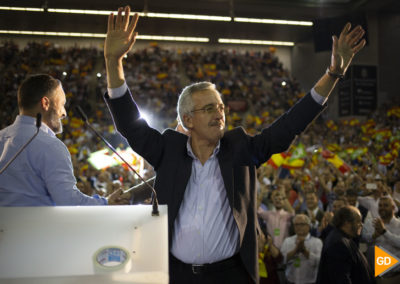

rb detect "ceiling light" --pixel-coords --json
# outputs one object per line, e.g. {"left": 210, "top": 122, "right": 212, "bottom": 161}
{"left": 235, "top": 17, "right": 313, "bottom": 26}
{"left": 0, "top": 30, "right": 209, "bottom": 42}
{"left": 0, "top": 6, "right": 312, "bottom": 26}
{"left": 47, "top": 8, "right": 111, "bottom": 15}
{"left": 143, "top": 12, "right": 230, "bottom": 21}
{"left": 218, "top": 38, "right": 294, "bottom": 46}
{"left": 0, "top": 6, "right": 44, "bottom": 12}
{"left": 137, "top": 35, "right": 209, "bottom": 42}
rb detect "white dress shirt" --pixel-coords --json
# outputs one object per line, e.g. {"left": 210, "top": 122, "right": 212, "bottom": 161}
{"left": 281, "top": 233, "right": 323, "bottom": 284}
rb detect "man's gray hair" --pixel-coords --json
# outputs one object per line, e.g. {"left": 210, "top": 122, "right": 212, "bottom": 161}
{"left": 177, "top": 81, "right": 218, "bottom": 129}
{"left": 293, "top": 214, "right": 311, "bottom": 226}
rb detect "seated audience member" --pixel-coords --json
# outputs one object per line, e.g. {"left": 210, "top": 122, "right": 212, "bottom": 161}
{"left": 0, "top": 74, "right": 123, "bottom": 206}
{"left": 316, "top": 206, "right": 374, "bottom": 284}
{"left": 281, "top": 214, "right": 322, "bottom": 284}
{"left": 302, "top": 192, "right": 324, "bottom": 236}
{"left": 362, "top": 196, "right": 400, "bottom": 284}
{"left": 258, "top": 190, "right": 294, "bottom": 249}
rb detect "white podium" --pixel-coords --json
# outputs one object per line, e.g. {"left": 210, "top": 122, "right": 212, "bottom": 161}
{"left": 0, "top": 205, "right": 168, "bottom": 284}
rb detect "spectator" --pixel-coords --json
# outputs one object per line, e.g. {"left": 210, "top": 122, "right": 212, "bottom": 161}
{"left": 281, "top": 214, "right": 322, "bottom": 284}
{"left": 258, "top": 190, "right": 294, "bottom": 249}
{"left": 362, "top": 196, "right": 400, "bottom": 283}
{"left": 346, "top": 188, "right": 368, "bottom": 222}
{"left": 258, "top": 231, "right": 283, "bottom": 284}
{"left": 317, "top": 206, "right": 374, "bottom": 284}
{"left": 302, "top": 192, "right": 325, "bottom": 236}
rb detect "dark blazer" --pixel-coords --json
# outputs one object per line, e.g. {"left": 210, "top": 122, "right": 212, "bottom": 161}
{"left": 316, "top": 227, "right": 373, "bottom": 284}
{"left": 105, "top": 89, "right": 324, "bottom": 283}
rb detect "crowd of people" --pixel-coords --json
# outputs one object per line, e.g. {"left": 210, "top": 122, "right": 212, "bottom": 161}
{"left": 1, "top": 34, "right": 399, "bottom": 283}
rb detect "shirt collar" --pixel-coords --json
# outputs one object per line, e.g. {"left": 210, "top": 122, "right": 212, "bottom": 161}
{"left": 15, "top": 115, "right": 56, "bottom": 137}
{"left": 296, "top": 233, "right": 311, "bottom": 241}
{"left": 387, "top": 216, "right": 397, "bottom": 226}
{"left": 186, "top": 138, "right": 220, "bottom": 160}
{"left": 308, "top": 207, "right": 319, "bottom": 216}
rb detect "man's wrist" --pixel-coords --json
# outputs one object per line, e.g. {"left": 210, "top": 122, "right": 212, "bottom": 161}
{"left": 326, "top": 67, "right": 345, "bottom": 79}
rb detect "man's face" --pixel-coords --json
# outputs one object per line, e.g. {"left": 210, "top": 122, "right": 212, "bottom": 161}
{"left": 378, "top": 198, "right": 394, "bottom": 220}
{"left": 305, "top": 193, "right": 318, "bottom": 210}
{"left": 271, "top": 191, "right": 283, "bottom": 210}
{"left": 332, "top": 200, "right": 345, "bottom": 214}
{"left": 350, "top": 212, "right": 363, "bottom": 237}
{"left": 43, "top": 85, "right": 66, "bottom": 134}
{"left": 346, "top": 195, "right": 357, "bottom": 206}
{"left": 293, "top": 216, "right": 310, "bottom": 237}
{"left": 333, "top": 182, "right": 345, "bottom": 196}
{"left": 185, "top": 89, "right": 225, "bottom": 144}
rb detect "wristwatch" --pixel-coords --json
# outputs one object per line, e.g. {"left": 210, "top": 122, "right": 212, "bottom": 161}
{"left": 326, "top": 67, "right": 345, "bottom": 79}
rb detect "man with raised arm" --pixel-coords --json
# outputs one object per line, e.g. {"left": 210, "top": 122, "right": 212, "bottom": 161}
{"left": 103, "top": 6, "right": 365, "bottom": 283}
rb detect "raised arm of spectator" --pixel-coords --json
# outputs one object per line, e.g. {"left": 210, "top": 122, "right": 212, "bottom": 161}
{"left": 313, "top": 23, "right": 365, "bottom": 102}
{"left": 104, "top": 6, "right": 139, "bottom": 88}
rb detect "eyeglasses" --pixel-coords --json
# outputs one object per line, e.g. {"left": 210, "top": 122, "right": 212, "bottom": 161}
{"left": 191, "top": 103, "right": 228, "bottom": 115}
{"left": 293, "top": 223, "right": 309, "bottom": 226}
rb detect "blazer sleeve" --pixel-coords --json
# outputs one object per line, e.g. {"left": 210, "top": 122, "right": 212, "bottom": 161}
{"left": 104, "top": 89, "right": 165, "bottom": 169}
{"left": 235, "top": 93, "right": 326, "bottom": 167}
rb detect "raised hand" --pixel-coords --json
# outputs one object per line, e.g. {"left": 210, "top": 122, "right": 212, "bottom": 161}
{"left": 330, "top": 23, "right": 366, "bottom": 75}
{"left": 104, "top": 6, "right": 139, "bottom": 62}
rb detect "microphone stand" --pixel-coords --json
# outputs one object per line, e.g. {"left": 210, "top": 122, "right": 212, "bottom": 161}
{"left": 75, "top": 106, "right": 159, "bottom": 216}
{"left": 0, "top": 113, "right": 42, "bottom": 175}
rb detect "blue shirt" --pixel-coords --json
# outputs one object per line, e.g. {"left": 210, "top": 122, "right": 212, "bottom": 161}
{"left": 170, "top": 140, "right": 240, "bottom": 264}
{"left": 0, "top": 115, "right": 106, "bottom": 206}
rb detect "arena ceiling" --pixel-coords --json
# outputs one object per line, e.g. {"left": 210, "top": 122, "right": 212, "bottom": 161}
{"left": 1, "top": 0, "right": 399, "bottom": 45}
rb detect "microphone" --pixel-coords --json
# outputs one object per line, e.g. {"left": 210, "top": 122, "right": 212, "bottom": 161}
{"left": 75, "top": 106, "right": 159, "bottom": 216}
{"left": 124, "top": 176, "right": 155, "bottom": 204}
{"left": 0, "top": 113, "right": 42, "bottom": 174}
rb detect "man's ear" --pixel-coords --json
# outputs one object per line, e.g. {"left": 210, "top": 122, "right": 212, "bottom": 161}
{"left": 183, "top": 114, "right": 193, "bottom": 130}
{"left": 40, "top": 96, "right": 51, "bottom": 111}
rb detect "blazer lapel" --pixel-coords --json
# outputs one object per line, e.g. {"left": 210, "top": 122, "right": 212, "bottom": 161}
{"left": 217, "top": 140, "right": 234, "bottom": 209}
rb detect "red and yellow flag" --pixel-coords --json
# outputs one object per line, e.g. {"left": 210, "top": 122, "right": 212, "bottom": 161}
{"left": 321, "top": 150, "right": 351, "bottom": 174}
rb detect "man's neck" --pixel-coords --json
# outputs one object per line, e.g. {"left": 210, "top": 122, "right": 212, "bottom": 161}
{"left": 20, "top": 109, "right": 39, "bottom": 118}
{"left": 190, "top": 137, "right": 218, "bottom": 165}
{"left": 308, "top": 206, "right": 317, "bottom": 212}
{"left": 382, "top": 215, "right": 393, "bottom": 224}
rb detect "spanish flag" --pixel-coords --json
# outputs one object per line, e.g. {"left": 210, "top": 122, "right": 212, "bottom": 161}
{"left": 267, "top": 153, "right": 287, "bottom": 169}
{"left": 282, "top": 158, "right": 305, "bottom": 169}
{"left": 327, "top": 143, "right": 342, "bottom": 153}
{"left": 387, "top": 106, "right": 400, "bottom": 118}
{"left": 326, "top": 120, "right": 338, "bottom": 131}
{"left": 378, "top": 152, "right": 394, "bottom": 166}
{"left": 321, "top": 150, "right": 351, "bottom": 174}
{"left": 282, "top": 144, "right": 306, "bottom": 169}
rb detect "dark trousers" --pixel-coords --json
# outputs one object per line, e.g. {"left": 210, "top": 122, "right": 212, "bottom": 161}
{"left": 169, "top": 253, "right": 254, "bottom": 284}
